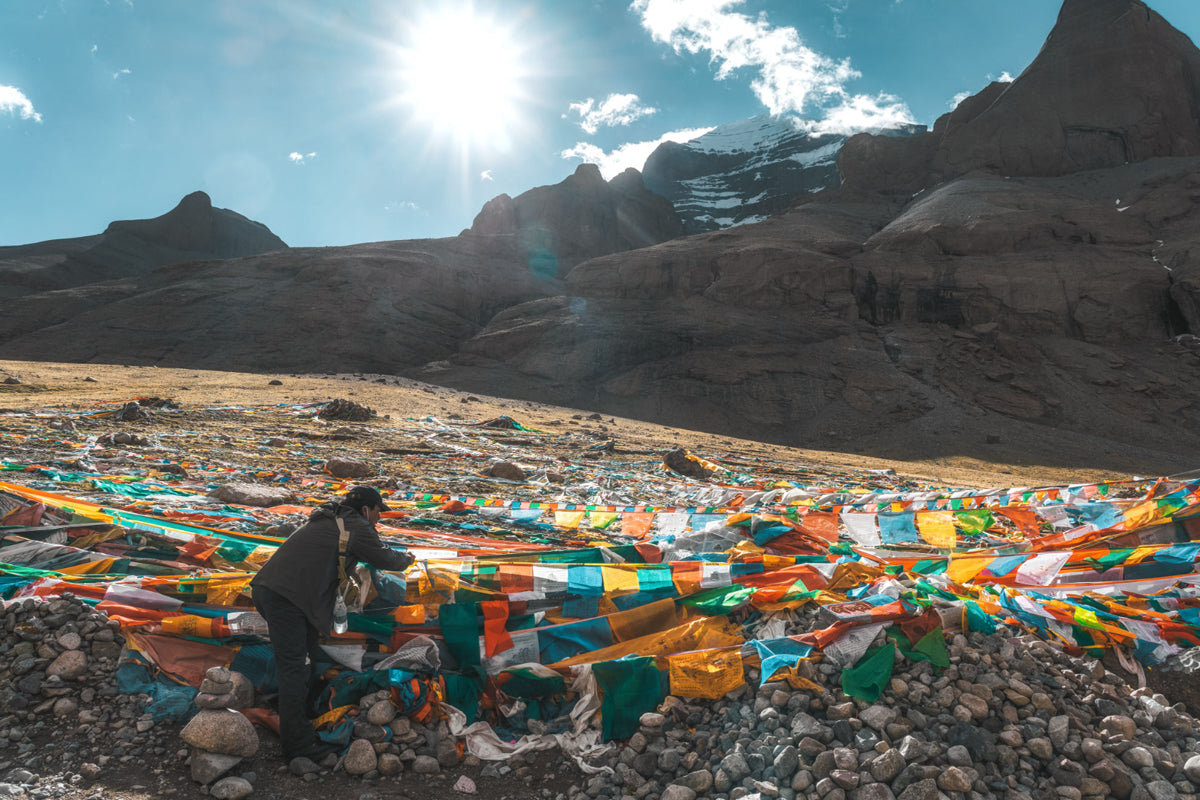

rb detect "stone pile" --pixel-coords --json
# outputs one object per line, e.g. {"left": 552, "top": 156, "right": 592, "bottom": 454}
{"left": 181, "top": 666, "right": 259, "bottom": 798}
{"left": 286, "top": 689, "right": 463, "bottom": 783}
{"left": 0, "top": 593, "right": 163, "bottom": 794}
{"left": 567, "top": 625, "right": 1200, "bottom": 800}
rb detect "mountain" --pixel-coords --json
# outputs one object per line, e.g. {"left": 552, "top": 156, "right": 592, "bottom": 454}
{"left": 840, "top": 0, "right": 1200, "bottom": 195}
{"left": 0, "top": 191, "right": 286, "bottom": 300}
{"left": 642, "top": 115, "right": 924, "bottom": 235}
{"left": 468, "top": 163, "right": 684, "bottom": 277}
{"left": 3, "top": 0, "right": 1199, "bottom": 474}
{"left": 0, "top": 167, "right": 682, "bottom": 373}
{"left": 405, "top": 0, "right": 1200, "bottom": 474}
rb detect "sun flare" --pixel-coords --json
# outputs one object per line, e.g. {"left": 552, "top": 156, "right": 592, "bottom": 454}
{"left": 396, "top": 8, "right": 527, "bottom": 151}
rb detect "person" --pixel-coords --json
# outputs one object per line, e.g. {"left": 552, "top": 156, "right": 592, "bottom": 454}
{"left": 250, "top": 485, "right": 414, "bottom": 761}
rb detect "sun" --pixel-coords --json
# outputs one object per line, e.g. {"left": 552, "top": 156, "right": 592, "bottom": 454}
{"left": 395, "top": 6, "right": 528, "bottom": 151}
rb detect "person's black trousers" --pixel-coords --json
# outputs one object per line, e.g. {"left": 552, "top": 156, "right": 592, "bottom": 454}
{"left": 251, "top": 584, "right": 323, "bottom": 758}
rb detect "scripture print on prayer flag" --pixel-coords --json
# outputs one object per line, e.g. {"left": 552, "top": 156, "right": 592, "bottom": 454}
{"left": 841, "top": 512, "right": 880, "bottom": 546}
{"left": 667, "top": 648, "right": 744, "bottom": 699}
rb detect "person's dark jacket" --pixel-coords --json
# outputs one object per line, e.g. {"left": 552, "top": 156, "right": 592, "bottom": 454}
{"left": 251, "top": 502, "right": 413, "bottom": 633}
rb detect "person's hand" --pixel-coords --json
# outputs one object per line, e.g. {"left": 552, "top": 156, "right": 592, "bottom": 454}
{"left": 401, "top": 551, "right": 416, "bottom": 570}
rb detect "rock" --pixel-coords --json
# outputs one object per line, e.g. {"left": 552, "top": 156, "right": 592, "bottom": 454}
{"left": 660, "top": 786, "right": 697, "bottom": 800}
{"left": 860, "top": 705, "right": 899, "bottom": 731}
{"left": 288, "top": 757, "right": 321, "bottom": 776}
{"left": 324, "top": 458, "right": 374, "bottom": 479}
{"left": 937, "top": 767, "right": 973, "bottom": 793}
{"left": 1100, "top": 715, "right": 1138, "bottom": 741}
{"left": 1028, "top": 738, "right": 1054, "bottom": 760}
{"left": 180, "top": 709, "right": 260, "bottom": 757}
{"left": 453, "top": 775, "right": 477, "bottom": 794}
{"left": 676, "top": 770, "right": 714, "bottom": 794}
{"left": 1145, "top": 781, "right": 1179, "bottom": 800}
{"left": 1123, "top": 747, "right": 1155, "bottom": 770}
{"left": 662, "top": 449, "right": 716, "bottom": 480}
{"left": 857, "top": 784, "right": 897, "bottom": 800}
{"left": 190, "top": 751, "right": 243, "bottom": 784}
{"left": 52, "top": 697, "right": 78, "bottom": 716}
{"left": 344, "top": 739, "right": 378, "bottom": 776}
{"left": 1184, "top": 754, "right": 1200, "bottom": 783}
{"left": 871, "top": 748, "right": 906, "bottom": 782}
{"left": 378, "top": 753, "right": 403, "bottom": 777}
{"left": 366, "top": 700, "right": 398, "bottom": 726}
{"left": 207, "top": 483, "right": 294, "bottom": 508}
{"left": 488, "top": 461, "right": 527, "bottom": 482}
{"left": 319, "top": 399, "right": 375, "bottom": 422}
{"left": 1048, "top": 715, "right": 1071, "bottom": 751}
{"left": 79, "top": 763, "right": 101, "bottom": 780}
{"left": 209, "top": 777, "right": 254, "bottom": 800}
{"left": 46, "top": 650, "right": 87, "bottom": 679}
{"left": 897, "top": 778, "right": 939, "bottom": 800}
{"left": 773, "top": 746, "right": 799, "bottom": 780}
{"left": 411, "top": 755, "right": 440, "bottom": 774}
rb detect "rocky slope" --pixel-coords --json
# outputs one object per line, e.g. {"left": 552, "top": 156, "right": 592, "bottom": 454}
{"left": 642, "top": 116, "right": 923, "bottom": 235}
{"left": 408, "top": 0, "right": 1200, "bottom": 474}
{"left": 0, "top": 166, "right": 682, "bottom": 374}
{"left": 0, "top": 191, "right": 286, "bottom": 300}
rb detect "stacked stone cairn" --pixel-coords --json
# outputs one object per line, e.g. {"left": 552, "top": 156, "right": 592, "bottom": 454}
{"left": 180, "top": 666, "right": 258, "bottom": 799}
{"left": 0, "top": 593, "right": 155, "bottom": 795}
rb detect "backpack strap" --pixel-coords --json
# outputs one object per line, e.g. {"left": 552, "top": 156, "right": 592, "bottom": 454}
{"left": 335, "top": 516, "right": 350, "bottom": 583}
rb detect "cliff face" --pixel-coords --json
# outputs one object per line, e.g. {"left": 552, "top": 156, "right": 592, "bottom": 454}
{"left": 841, "top": 0, "right": 1200, "bottom": 195}
{"left": 468, "top": 164, "right": 683, "bottom": 277}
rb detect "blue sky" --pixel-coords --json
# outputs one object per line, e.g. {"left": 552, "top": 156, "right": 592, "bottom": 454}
{"left": 3, "top": 0, "right": 1200, "bottom": 248}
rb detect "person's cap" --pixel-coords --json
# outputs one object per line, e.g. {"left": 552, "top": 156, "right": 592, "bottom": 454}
{"left": 344, "top": 485, "right": 391, "bottom": 512}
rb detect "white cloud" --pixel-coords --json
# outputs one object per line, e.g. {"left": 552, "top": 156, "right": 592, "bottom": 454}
{"left": 91, "top": 44, "right": 98, "bottom": 56}
{"left": 950, "top": 91, "right": 971, "bottom": 109}
{"left": 802, "top": 92, "right": 915, "bottom": 135}
{"left": 384, "top": 200, "right": 420, "bottom": 213}
{"left": 565, "top": 93, "right": 658, "bottom": 135}
{"left": 288, "top": 151, "right": 317, "bottom": 165}
{"left": 561, "top": 126, "right": 714, "bottom": 179}
{"left": 112, "top": 68, "right": 131, "bottom": 79}
{"left": 996, "top": 71, "right": 1014, "bottom": 83}
{"left": 0, "top": 85, "right": 42, "bottom": 123}
{"left": 480, "top": 169, "right": 494, "bottom": 181}
{"left": 630, "top": 0, "right": 913, "bottom": 131}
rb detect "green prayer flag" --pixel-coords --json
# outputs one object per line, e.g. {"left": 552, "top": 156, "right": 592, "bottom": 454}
{"left": 841, "top": 642, "right": 895, "bottom": 702}
{"left": 679, "top": 584, "right": 754, "bottom": 615}
{"left": 593, "top": 656, "right": 664, "bottom": 741}
{"left": 439, "top": 603, "right": 481, "bottom": 668}
{"left": 964, "top": 600, "right": 997, "bottom": 634}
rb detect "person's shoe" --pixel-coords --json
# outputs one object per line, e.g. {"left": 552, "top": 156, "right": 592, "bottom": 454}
{"left": 288, "top": 740, "right": 340, "bottom": 762}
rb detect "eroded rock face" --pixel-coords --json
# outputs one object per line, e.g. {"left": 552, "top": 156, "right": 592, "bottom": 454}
{"left": 841, "top": 0, "right": 1200, "bottom": 193}
{"left": 468, "top": 163, "right": 684, "bottom": 277}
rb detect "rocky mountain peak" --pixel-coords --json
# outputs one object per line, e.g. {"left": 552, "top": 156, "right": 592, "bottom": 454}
{"left": 840, "top": 0, "right": 1200, "bottom": 194}
{"left": 468, "top": 165, "right": 682, "bottom": 276}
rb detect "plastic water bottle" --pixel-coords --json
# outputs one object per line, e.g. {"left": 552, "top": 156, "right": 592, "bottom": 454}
{"left": 332, "top": 596, "right": 349, "bottom": 634}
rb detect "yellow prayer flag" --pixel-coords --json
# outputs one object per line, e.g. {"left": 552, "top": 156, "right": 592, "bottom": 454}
{"left": 554, "top": 511, "right": 586, "bottom": 530}
{"left": 588, "top": 511, "right": 619, "bottom": 529}
{"left": 601, "top": 565, "right": 640, "bottom": 594}
{"left": 668, "top": 648, "right": 744, "bottom": 699}
{"left": 205, "top": 576, "right": 253, "bottom": 606}
{"left": 916, "top": 511, "right": 957, "bottom": 549}
{"left": 945, "top": 556, "right": 990, "bottom": 584}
